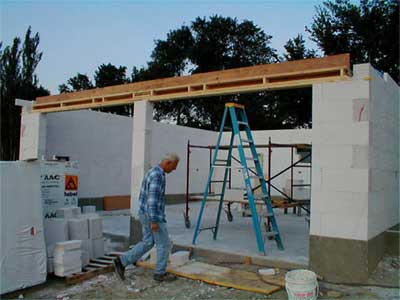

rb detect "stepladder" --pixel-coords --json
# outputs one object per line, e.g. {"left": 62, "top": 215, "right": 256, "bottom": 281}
{"left": 191, "top": 102, "right": 284, "bottom": 255}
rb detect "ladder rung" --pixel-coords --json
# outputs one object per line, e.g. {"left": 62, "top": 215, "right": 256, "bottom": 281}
{"left": 199, "top": 226, "right": 216, "bottom": 232}
{"left": 241, "top": 139, "right": 253, "bottom": 144}
{"left": 249, "top": 175, "right": 264, "bottom": 179}
{"left": 237, "top": 121, "right": 249, "bottom": 126}
{"left": 245, "top": 157, "right": 258, "bottom": 161}
{"left": 215, "top": 159, "right": 228, "bottom": 162}
{"left": 210, "top": 180, "right": 225, "bottom": 183}
{"left": 264, "top": 231, "right": 278, "bottom": 238}
{"left": 244, "top": 195, "right": 268, "bottom": 200}
{"left": 228, "top": 187, "right": 246, "bottom": 190}
{"left": 213, "top": 165, "right": 243, "bottom": 169}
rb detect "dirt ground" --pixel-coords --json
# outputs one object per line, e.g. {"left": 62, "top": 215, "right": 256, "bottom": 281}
{"left": 5, "top": 256, "right": 399, "bottom": 300}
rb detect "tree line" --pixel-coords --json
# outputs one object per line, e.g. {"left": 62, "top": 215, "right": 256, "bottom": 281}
{"left": 1, "top": 0, "right": 398, "bottom": 160}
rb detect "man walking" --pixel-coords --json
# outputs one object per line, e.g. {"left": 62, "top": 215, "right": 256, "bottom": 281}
{"left": 114, "top": 153, "right": 179, "bottom": 282}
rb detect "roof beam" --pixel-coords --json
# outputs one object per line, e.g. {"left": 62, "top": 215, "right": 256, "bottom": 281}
{"left": 32, "top": 54, "right": 350, "bottom": 113}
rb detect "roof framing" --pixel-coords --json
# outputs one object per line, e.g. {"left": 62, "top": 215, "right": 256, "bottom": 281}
{"left": 32, "top": 54, "right": 350, "bottom": 113}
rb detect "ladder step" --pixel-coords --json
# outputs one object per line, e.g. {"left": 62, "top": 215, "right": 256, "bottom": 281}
{"left": 199, "top": 226, "right": 216, "bottom": 232}
{"left": 210, "top": 180, "right": 225, "bottom": 183}
{"left": 212, "top": 165, "right": 244, "bottom": 169}
{"left": 237, "top": 121, "right": 249, "bottom": 126}
{"left": 245, "top": 157, "right": 258, "bottom": 161}
{"left": 248, "top": 175, "right": 265, "bottom": 179}
{"left": 228, "top": 187, "right": 246, "bottom": 190}
{"left": 264, "top": 231, "right": 278, "bottom": 238}
{"left": 241, "top": 139, "right": 254, "bottom": 144}
{"left": 244, "top": 195, "right": 268, "bottom": 200}
{"left": 215, "top": 159, "right": 228, "bottom": 162}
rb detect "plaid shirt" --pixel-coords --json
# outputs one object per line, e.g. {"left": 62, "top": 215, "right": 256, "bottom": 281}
{"left": 139, "top": 165, "right": 166, "bottom": 223}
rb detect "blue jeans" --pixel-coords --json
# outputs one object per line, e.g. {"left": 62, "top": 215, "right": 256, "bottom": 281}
{"left": 120, "top": 214, "right": 171, "bottom": 274}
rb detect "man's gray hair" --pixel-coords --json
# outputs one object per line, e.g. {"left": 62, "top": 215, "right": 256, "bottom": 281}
{"left": 161, "top": 152, "right": 180, "bottom": 162}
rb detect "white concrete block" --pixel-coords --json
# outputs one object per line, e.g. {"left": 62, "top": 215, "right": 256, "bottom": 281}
{"left": 54, "top": 240, "right": 81, "bottom": 252}
{"left": 82, "top": 205, "right": 96, "bottom": 214}
{"left": 54, "top": 249, "right": 82, "bottom": 264}
{"left": 352, "top": 98, "right": 369, "bottom": 122}
{"left": 351, "top": 145, "right": 369, "bottom": 169}
{"left": 81, "top": 238, "right": 93, "bottom": 260}
{"left": 68, "top": 218, "right": 89, "bottom": 240}
{"left": 313, "top": 122, "right": 369, "bottom": 146}
{"left": 87, "top": 216, "right": 103, "bottom": 239}
{"left": 170, "top": 251, "right": 190, "bottom": 267}
{"left": 81, "top": 250, "right": 90, "bottom": 266}
{"left": 322, "top": 168, "right": 369, "bottom": 193}
{"left": 91, "top": 238, "right": 104, "bottom": 258}
{"left": 44, "top": 218, "right": 68, "bottom": 248}
{"left": 56, "top": 207, "right": 74, "bottom": 219}
{"left": 71, "top": 207, "right": 81, "bottom": 217}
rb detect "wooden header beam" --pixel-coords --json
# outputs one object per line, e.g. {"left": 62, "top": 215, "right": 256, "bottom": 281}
{"left": 32, "top": 54, "right": 350, "bottom": 113}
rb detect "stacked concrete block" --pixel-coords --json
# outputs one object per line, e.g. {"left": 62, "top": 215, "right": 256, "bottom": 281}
{"left": 71, "top": 207, "right": 81, "bottom": 218}
{"left": 53, "top": 240, "right": 82, "bottom": 277}
{"left": 91, "top": 237, "right": 104, "bottom": 258}
{"left": 88, "top": 216, "right": 103, "bottom": 239}
{"left": 82, "top": 205, "right": 96, "bottom": 214}
{"left": 56, "top": 207, "right": 75, "bottom": 219}
{"left": 80, "top": 239, "right": 93, "bottom": 266}
{"left": 169, "top": 251, "right": 190, "bottom": 267}
{"left": 68, "top": 218, "right": 89, "bottom": 240}
{"left": 44, "top": 218, "right": 69, "bottom": 260}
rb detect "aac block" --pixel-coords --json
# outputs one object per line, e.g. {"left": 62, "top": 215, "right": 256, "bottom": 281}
{"left": 82, "top": 205, "right": 96, "bottom": 214}
{"left": 88, "top": 217, "right": 103, "bottom": 239}
{"left": 43, "top": 218, "right": 68, "bottom": 254}
{"left": 56, "top": 207, "right": 75, "bottom": 219}
{"left": 170, "top": 251, "right": 190, "bottom": 267}
{"left": 68, "top": 218, "right": 89, "bottom": 240}
{"left": 91, "top": 237, "right": 104, "bottom": 258}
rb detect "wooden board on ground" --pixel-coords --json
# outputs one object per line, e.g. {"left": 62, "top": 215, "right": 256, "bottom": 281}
{"left": 137, "top": 261, "right": 282, "bottom": 295}
{"left": 65, "top": 255, "right": 116, "bottom": 285}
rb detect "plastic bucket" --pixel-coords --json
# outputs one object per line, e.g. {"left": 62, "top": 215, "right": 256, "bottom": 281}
{"left": 285, "top": 269, "right": 319, "bottom": 300}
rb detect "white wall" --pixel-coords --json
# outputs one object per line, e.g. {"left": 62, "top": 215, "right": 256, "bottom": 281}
{"left": 219, "top": 129, "right": 312, "bottom": 197}
{"left": 150, "top": 122, "right": 217, "bottom": 195}
{"left": 311, "top": 63, "right": 400, "bottom": 241}
{"left": 368, "top": 67, "right": 400, "bottom": 239}
{"left": 46, "top": 110, "right": 133, "bottom": 198}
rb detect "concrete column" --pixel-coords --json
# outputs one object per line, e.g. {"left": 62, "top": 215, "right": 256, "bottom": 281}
{"left": 16, "top": 99, "right": 47, "bottom": 160}
{"left": 309, "top": 64, "right": 400, "bottom": 283}
{"left": 130, "top": 100, "right": 153, "bottom": 244}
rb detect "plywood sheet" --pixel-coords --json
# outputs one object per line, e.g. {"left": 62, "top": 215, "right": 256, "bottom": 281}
{"left": 137, "top": 261, "right": 282, "bottom": 295}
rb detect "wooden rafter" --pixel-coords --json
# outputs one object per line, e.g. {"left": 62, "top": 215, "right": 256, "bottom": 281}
{"left": 32, "top": 54, "right": 350, "bottom": 113}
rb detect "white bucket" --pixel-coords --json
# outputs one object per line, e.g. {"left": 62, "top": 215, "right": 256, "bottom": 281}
{"left": 285, "top": 269, "right": 319, "bottom": 300}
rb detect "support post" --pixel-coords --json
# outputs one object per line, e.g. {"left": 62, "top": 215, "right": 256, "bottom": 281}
{"left": 130, "top": 100, "right": 153, "bottom": 245}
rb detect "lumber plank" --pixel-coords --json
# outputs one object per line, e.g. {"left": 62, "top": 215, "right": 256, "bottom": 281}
{"left": 32, "top": 54, "right": 350, "bottom": 113}
{"left": 136, "top": 261, "right": 282, "bottom": 295}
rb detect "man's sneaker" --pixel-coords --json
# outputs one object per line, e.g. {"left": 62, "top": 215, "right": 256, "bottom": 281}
{"left": 153, "top": 273, "right": 177, "bottom": 282}
{"left": 114, "top": 257, "right": 125, "bottom": 280}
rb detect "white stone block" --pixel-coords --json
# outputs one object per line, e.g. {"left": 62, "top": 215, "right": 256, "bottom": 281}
{"left": 87, "top": 217, "right": 103, "bottom": 239}
{"left": 82, "top": 205, "right": 96, "bottom": 214}
{"left": 81, "top": 238, "right": 93, "bottom": 260}
{"left": 44, "top": 218, "right": 68, "bottom": 249}
{"left": 170, "top": 251, "right": 190, "bottom": 267}
{"left": 54, "top": 249, "right": 82, "bottom": 264}
{"left": 81, "top": 250, "right": 90, "bottom": 266}
{"left": 312, "top": 122, "right": 369, "bottom": 146}
{"left": 351, "top": 145, "right": 369, "bottom": 169}
{"left": 91, "top": 238, "right": 104, "bottom": 258}
{"left": 68, "top": 218, "right": 89, "bottom": 240}
{"left": 54, "top": 240, "right": 81, "bottom": 252}
{"left": 322, "top": 168, "right": 369, "bottom": 193}
{"left": 71, "top": 207, "right": 81, "bottom": 217}
{"left": 56, "top": 207, "right": 74, "bottom": 219}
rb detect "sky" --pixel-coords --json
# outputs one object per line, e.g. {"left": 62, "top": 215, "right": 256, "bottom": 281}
{"left": 1, "top": 0, "right": 325, "bottom": 95}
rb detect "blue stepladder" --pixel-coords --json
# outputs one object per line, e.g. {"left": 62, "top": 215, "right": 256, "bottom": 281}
{"left": 191, "top": 102, "right": 284, "bottom": 255}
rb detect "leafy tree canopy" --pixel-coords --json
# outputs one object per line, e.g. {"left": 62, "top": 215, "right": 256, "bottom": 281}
{"left": 0, "top": 27, "right": 49, "bottom": 160}
{"left": 308, "top": 0, "right": 399, "bottom": 82}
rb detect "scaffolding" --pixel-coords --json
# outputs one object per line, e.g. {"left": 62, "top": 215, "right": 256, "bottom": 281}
{"left": 184, "top": 139, "right": 312, "bottom": 229}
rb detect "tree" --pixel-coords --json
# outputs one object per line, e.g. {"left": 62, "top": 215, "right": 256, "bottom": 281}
{"left": 308, "top": 0, "right": 399, "bottom": 83}
{"left": 283, "top": 34, "right": 316, "bottom": 61}
{"left": 134, "top": 15, "right": 280, "bottom": 130}
{"left": 0, "top": 27, "right": 49, "bottom": 160}
{"left": 58, "top": 73, "right": 93, "bottom": 93}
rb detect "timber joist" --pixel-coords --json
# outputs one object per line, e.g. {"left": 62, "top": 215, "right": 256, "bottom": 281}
{"left": 33, "top": 54, "right": 350, "bottom": 113}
